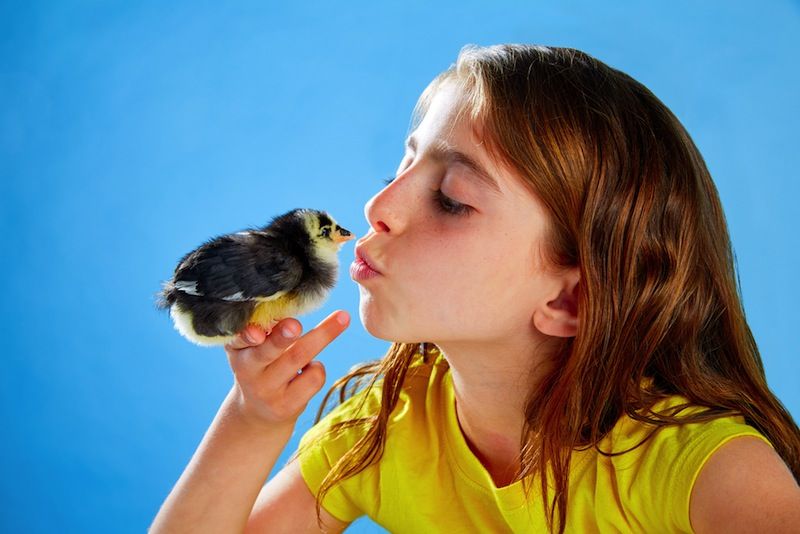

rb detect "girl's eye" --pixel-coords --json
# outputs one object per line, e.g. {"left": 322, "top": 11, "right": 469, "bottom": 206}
{"left": 432, "top": 189, "right": 473, "bottom": 217}
{"left": 382, "top": 175, "right": 474, "bottom": 217}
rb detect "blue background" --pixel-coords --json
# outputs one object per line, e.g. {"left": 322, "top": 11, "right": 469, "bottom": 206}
{"left": 2, "top": 2, "right": 798, "bottom": 532}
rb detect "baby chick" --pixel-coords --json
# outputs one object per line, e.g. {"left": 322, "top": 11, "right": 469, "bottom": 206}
{"left": 155, "top": 208, "right": 354, "bottom": 346}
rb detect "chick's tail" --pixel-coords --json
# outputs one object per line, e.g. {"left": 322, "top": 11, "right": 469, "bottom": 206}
{"left": 154, "top": 279, "right": 179, "bottom": 311}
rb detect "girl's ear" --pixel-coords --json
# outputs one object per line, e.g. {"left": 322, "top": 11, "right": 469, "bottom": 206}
{"left": 533, "top": 267, "right": 580, "bottom": 338}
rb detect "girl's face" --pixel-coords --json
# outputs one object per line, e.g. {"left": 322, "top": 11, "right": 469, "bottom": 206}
{"left": 355, "top": 81, "right": 560, "bottom": 346}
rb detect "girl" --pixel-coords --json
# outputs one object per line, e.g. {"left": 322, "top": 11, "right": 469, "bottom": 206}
{"left": 151, "top": 44, "right": 800, "bottom": 534}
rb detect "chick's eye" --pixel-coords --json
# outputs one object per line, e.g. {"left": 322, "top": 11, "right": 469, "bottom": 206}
{"left": 381, "top": 175, "right": 474, "bottom": 217}
{"left": 320, "top": 227, "right": 331, "bottom": 237}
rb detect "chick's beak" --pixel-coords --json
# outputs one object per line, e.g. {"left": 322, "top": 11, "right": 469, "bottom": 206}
{"left": 333, "top": 226, "right": 355, "bottom": 244}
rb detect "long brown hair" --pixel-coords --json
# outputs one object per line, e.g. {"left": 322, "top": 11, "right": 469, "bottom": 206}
{"left": 291, "top": 44, "right": 800, "bottom": 533}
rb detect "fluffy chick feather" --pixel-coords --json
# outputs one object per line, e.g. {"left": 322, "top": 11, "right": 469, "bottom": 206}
{"left": 155, "top": 208, "right": 354, "bottom": 346}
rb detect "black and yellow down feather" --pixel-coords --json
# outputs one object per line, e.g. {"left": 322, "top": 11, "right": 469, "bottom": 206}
{"left": 155, "top": 208, "right": 353, "bottom": 346}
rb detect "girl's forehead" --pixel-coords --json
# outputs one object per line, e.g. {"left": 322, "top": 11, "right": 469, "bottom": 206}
{"left": 416, "top": 80, "right": 547, "bottom": 211}
{"left": 424, "top": 82, "right": 476, "bottom": 132}
{"left": 414, "top": 88, "right": 490, "bottom": 163}
{"left": 420, "top": 102, "right": 510, "bottom": 178}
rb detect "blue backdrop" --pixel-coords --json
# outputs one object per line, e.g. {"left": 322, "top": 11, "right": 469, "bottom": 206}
{"left": 2, "top": 2, "right": 798, "bottom": 532}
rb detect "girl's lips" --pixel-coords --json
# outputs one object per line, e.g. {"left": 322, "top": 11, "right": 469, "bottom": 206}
{"left": 354, "top": 245, "right": 383, "bottom": 274}
{"left": 350, "top": 258, "right": 381, "bottom": 281}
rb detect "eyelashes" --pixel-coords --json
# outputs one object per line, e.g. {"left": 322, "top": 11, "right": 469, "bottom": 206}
{"left": 382, "top": 175, "right": 474, "bottom": 217}
{"left": 432, "top": 189, "right": 473, "bottom": 217}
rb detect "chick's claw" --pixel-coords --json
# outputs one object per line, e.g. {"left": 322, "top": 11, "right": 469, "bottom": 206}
{"left": 258, "top": 320, "right": 279, "bottom": 336}
{"left": 265, "top": 318, "right": 280, "bottom": 336}
{"left": 249, "top": 319, "right": 279, "bottom": 338}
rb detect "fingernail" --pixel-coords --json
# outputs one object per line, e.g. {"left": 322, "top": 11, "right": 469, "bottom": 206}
{"left": 336, "top": 311, "right": 349, "bottom": 325}
{"left": 281, "top": 325, "right": 298, "bottom": 338}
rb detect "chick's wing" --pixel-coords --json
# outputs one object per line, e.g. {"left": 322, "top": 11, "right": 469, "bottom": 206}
{"left": 174, "top": 233, "right": 303, "bottom": 301}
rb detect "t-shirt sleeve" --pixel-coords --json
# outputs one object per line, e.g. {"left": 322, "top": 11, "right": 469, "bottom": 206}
{"left": 292, "top": 383, "right": 381, "bottom": 524}
{"left": 628, "top": 410, "right": 775, "bottom": 533}
{"left": 666, "top": 415, "right": 774, "bottom": 533}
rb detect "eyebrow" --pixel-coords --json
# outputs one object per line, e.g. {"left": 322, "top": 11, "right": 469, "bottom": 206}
{"left": 405, "top": 135, "right": 502, "bottom": 195}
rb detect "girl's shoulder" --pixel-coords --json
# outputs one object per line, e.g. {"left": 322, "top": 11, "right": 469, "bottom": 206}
{"left": 590, "top": 390, "right": 773, "bottom": 533}
{"left": 608, "top": 391, "right": 773, "bottom": 453}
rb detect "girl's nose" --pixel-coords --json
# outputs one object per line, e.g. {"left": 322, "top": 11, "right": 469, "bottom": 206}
{"left": 364, "top": 177, "right": 407, "bottom": 235}
{"left": 365, "top": 157, "right": 432, "bottom": 234}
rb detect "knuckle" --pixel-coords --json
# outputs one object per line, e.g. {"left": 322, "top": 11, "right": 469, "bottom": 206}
{"left": 288, "top": 346, "right": 306, "bottom": 367}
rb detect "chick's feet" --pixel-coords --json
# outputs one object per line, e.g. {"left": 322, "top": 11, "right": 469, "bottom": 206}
{"left": 247, "top": 318, "right": 280, "bottom": 337}
{"left": 265, "top": 318, "right": 280, "bottom": 336}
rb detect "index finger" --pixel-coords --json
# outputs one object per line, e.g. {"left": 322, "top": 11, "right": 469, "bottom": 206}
{"left": 270, "top": 310, "right": 350, "bottom": 382}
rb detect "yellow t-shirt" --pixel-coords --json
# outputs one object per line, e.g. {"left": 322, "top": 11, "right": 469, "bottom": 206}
{"left": 295, "top": 351, "right": 773, "bottom": 533}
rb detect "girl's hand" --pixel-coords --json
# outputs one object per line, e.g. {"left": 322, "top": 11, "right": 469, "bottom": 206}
{"left": 223, "top": 310, "right": 350, "bottom": 429}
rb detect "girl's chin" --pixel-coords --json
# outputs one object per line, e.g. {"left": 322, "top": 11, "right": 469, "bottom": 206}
{"left": 360, "top": 313, "right": 414, "bottom": 343}
{"left": 361, "top": 319, "right": 394, "bottom": 341}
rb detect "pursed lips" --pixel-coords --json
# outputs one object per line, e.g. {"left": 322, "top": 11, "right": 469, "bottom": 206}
{"left": 354, "top": 243, "right": 383, "bottom": 274}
